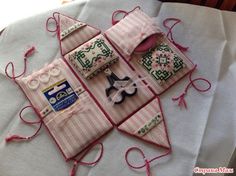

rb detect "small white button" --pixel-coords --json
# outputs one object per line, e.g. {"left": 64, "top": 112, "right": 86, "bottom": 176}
{"left": 27, "top": 79, "right": 40, "bottom": 90}
{"left": 39, "top": 72, "right": 50, "bottom": 83}
{"left": 49, "top": 66, "right": 61, "bottom": 77}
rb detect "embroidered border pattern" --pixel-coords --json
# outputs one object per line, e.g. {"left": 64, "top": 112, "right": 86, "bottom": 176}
{"left": 136, "top": 112, "right": 162, "bottom": 137}
{"left": 60, "top": 22, "right": 86, "bottom": 39}
{"left": 69, "top": 37, "right": 118, "bottom": 79}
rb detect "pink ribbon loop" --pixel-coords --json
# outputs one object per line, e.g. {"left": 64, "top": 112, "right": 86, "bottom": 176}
{"left": 125, "top": 147, "right": 147, "bottom": 170}
{"left": 70, "top": 142, "right": 104, "bottom": 176}
{"left": 125, "top": 147, "right": 171, "bottom": 176}
{"left": 19, "top": 105, "right": 42, "bottom": 124}
{"left": 172, "top": 65, "right": 211, "bottom": 109}
{"left": 111, "top": 6, "right": 141, "bottom": 25}
{"left": 5, "top": 105, "right": 43, "bottom": 143}
{"left": 163, "top": 18, "right": 189, "bottom": 52}
{"left": 46, "top": 12, "right": 60, "bottom": 39}
{"left": 5, "top": 46, "right": 36, "bottom": 83}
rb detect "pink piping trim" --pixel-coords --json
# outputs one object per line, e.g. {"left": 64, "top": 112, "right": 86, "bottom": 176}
{"left": 47, "top": 10, "right": 173, "bottom": 175}
{"left": 116, "top": 96, "right": 156, "bottom": 126}
{"left": 4, "top": 48, "right": 112, "bottom": 162}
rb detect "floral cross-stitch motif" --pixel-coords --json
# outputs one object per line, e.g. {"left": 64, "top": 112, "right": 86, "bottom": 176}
{"left": 139, "top": 42, "right": 186, "bottom": 85}
{"left": 68, "top": 35, "right": 119, "bottom": 79}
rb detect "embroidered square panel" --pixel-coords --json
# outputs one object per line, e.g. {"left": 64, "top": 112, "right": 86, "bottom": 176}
{"left": 139, "top": 41, "right": 186, "bottom": 85}
{"left": 67, "top": 34, "right": 119, "bottom": 79}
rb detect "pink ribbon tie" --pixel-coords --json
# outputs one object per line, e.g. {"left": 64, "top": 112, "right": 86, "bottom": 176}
{"left": 172, "top": 65, "right": 211, "bottom": 109}
{"left": 70, "top": 142, "right": 104, "bottom": 176}
{"left": 163, "top": 18, "right": 189, "bottom": 52}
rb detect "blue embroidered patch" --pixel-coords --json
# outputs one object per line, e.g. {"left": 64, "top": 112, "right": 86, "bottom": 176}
{"left": 42, "top": 79, "right": 78, "bottom": 111}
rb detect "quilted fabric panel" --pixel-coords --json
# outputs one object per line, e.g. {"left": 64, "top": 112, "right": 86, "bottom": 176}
{"left": 17, "top": 58, "right": 113, "bottom": 160}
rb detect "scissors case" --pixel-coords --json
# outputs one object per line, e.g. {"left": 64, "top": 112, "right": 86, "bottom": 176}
{"left": 53, "top": 12, "right": 171, "bottom": 150}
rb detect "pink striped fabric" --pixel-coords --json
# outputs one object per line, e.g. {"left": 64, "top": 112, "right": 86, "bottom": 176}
{"left": 64, "top": 35, "right": 155, "bottom": 125}
{"left": 104, "top": 9, "right": 195, "bottom": 95}
{"left": 17, "top": 59, "right": 113, "bottom": 160}
{"left": 59, "top": 14, "right": 100, "bottom": 56}
{"left": 118, "top": 98, "right": 170, "bottom": 148}
{"left": 130, "top": 36, "right": 195, "bottom": 95}
{"left": 105, "top": 9, "right": 162, "bottom": 59}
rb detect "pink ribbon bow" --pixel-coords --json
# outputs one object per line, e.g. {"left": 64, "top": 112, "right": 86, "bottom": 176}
{"left": 108, "top": 76, "right": 150, "bottom": 105}
{"left": 47, "top": 95, "right": 91, "bottom": 128}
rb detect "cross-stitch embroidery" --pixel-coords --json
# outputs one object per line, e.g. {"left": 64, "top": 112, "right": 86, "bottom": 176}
{"left": 139, "top": 42, "right": 186, "bottom": 85}
{"left": 69, "top": 36, "right": 119, "bottom": 79}
{"left": 136, "top": 113, "right": 162, "bottom": 136}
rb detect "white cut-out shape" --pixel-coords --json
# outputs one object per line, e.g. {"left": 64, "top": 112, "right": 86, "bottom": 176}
{"left": 125, "top": 86, "right": 136, "bottom": 94}
{"left": 114, "top": 80, "right": 136, "bottom": 95}
{"left": 27, "top": 79, "right": 40, "bottom": 90}
{"left": 49, "top": 66, "right": 61, "bottom": 77}
{"left": 48, "top": 83, "right": 66, "bottom": 96}
{"left": 113, "top": 80, "right": 130, "bottom": 89}
{"left": 39, "top": 72, "right": 50, "bottom": 83}
{"left": 104, "top": 68, "right": 112, "bottom": 75}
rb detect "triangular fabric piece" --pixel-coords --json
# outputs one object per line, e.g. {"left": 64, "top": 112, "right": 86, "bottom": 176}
{"left": 58, "top": 13, "right": 100, "bottom": 56}
{"left": 118, "top": 97, "right": 170, "bottom": 149}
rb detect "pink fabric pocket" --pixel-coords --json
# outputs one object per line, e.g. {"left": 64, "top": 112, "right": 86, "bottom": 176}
{"left": 130, "top": 35, "right": 195, "bottom": 95}
{"left": 105, "top": 8, "right": 162, "bottom": 58}
{"left": 17, "top": 58, "right": 113, "bottom": 160}
{"left": 105, "top": 9, "right": 195, "bottom": 95}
